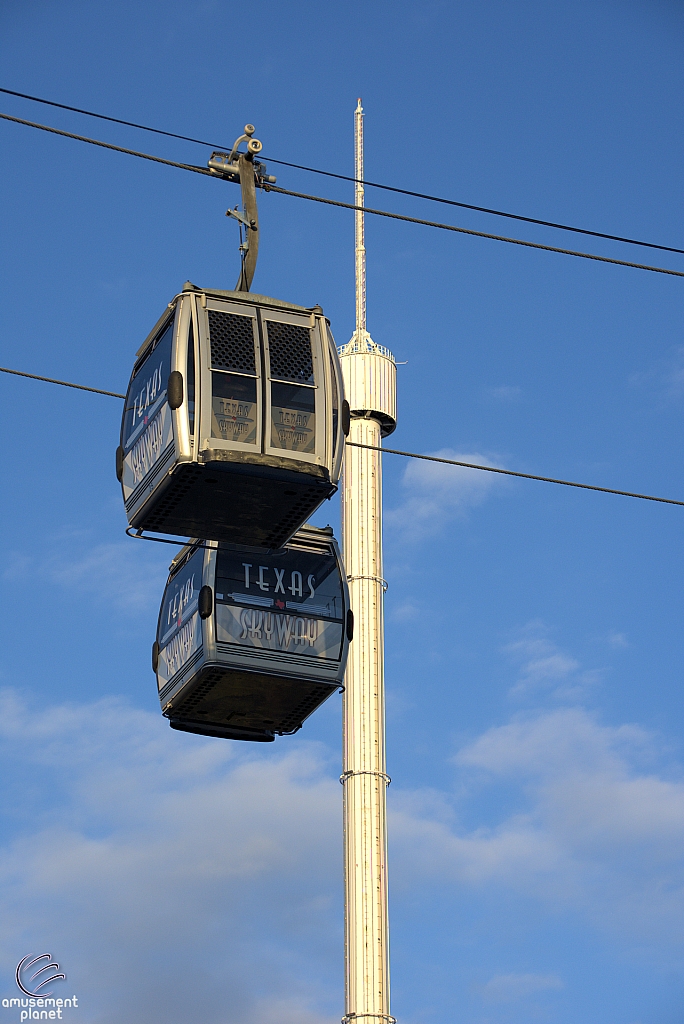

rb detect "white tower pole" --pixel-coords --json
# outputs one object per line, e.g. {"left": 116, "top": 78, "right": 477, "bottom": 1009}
{"left": 339, "top": 99, "right": 397, "bottom": 1024}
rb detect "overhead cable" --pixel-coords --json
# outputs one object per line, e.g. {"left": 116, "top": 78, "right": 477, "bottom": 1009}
{"left": 0, "top": 112, "right": 214, "bottom": 176}
{"left": 2, "top": 86, "right": 683, "bottom": 257}
{"left": 1, "top": 363, "right": 682, "bottom": 509}
{"left": 126, "top": 528, "right": 209, "bottom": 549}
{"left": 2, "top": 112, "right": 683, "bottom": 280}
{"left": 263, "top": 161, "right": 684, "bottom": 256}
{"left": 0, "top": 364, "right": 125, "bottom": 399}
{"left": 269, "top": 185, "right": 684, "bottom": 279}
{"left": 347, "top": 442, "right": 684, "bottom": 508}
{"left": 0, "top": 86, "right": 225, "bottom": 150}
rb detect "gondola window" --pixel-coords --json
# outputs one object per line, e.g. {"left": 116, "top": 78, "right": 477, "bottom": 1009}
{"left": 267, "top": 320, "right": 317, "bottom": 453}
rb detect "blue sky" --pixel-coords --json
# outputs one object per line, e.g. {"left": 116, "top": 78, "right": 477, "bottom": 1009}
{"left": 1, "top": 1, "right": 684, "bottom": 1021}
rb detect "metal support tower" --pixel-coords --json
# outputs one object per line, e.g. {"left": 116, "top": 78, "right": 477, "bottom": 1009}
{"left": 339, "top": 98, "right": 397, "bottom": 1024}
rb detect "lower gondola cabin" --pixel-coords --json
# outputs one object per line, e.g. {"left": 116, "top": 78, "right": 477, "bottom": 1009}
{"left": 154, "top": 525, "right": 352, "bottom": 741}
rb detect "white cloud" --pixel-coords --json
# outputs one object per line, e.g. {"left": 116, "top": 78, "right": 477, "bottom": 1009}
{"left": 0, "top": 691, "right": 342, "bottom": 1024}
{"left": 390, "top": 706, "right": 684, "bottom": 950}
{"left": 479, "top": 972, "right": 563, "bottom": 1003}
{"left": 486, "top": 385, "right": 522, "bottom": 401}
{"left": 48, "top": 538, "right": 169, "bottom": 613}
{"left": 391, "top": 797, "right": 561, "bottom": 887}
{"left": 504, "top": 621, "right": 599, "bottom": 699}
{"left": 2, "top": 535, "right": 169, "bottom": 615}
{"left": 629, "top": 345, "right": 684, "bottom": 404}
{"left": 388, "top": 600, "right": 421, "bottom": 623}
{"left": 385, "top": 448, "right": 507, "bottom": 540}
{"left": 2, "top": 684, "right": 684, "bottom": 1021}
{"left": 455, "top": 706, "right": 648, "bottom": 779}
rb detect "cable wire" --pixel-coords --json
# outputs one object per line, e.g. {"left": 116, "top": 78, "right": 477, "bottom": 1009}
{"left": 268, "top": 185, "right": 684, "bottom": 279}
{"left": 263, "top": 160, "right": 684, "bottom": 257}
{"left": 0, "top": 364, "right": 125, "bottom": 398}
{"left": 0, "top": 86, "right": 227, "bottom": 150}
{"left": 0, "top": 112, "right": 214, "bottom": 177}
{"left": 346, "top": 441, "right": 684, "bottom": 507}
{"left": 1, "top": 363, "right": 681, "bottom": 509}
{"left": 3, "top": 111, "right": 684, "bottom": 280}
{"left": 2, "top": 86, "right": 683, "bottom": 257}
{"left": 126, "top": 528, "right": 211, "bottom": 549}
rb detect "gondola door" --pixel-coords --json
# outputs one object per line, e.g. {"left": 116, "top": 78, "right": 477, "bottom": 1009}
{"left": 197, "top": 296, "right": 263, "bottom": 461}
{"left": 262, "top": 309, "right": 326, "bottom": 470}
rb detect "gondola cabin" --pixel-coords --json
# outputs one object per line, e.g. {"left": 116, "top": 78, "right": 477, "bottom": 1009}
{"left": 153, "top": 525, "right": 352, "bottom": 742}
{"left": 118, "top": 283, "right": 348, "bottom": 549}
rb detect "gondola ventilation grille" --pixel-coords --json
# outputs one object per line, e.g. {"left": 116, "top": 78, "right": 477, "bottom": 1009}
{"left": 267, "top": 322, "right": 314, "bottom": 383}
{"left": 208, "top": 312, "right": 256, "bottom": 374}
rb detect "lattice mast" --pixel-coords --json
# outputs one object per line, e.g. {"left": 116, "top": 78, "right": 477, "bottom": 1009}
{"left": 339, "top": 99, "right": 397, "bottom": 1024}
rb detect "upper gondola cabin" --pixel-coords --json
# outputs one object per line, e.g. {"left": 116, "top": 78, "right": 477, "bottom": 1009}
{"left": 117, "top": 283, "right": 348, "bottom": 549}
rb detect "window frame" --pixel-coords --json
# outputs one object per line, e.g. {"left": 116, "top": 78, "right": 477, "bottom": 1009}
{"left": 262, "top": 309, "right": 325, "bottom": 466}
{"left": 197, "top": 297, "right": 262, "bottom": 454}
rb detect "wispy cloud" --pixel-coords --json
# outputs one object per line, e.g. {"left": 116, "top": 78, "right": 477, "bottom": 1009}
{"left": 629, "top": 345, "right": 684, "bottom": 404}
{"left": 388, "top": 600, "right": 421, "bottom": 623}
{"left": 385, "top": 448, "right": 507, "bottom": 541}
{"left": 391, "top": 705, "right": 684, "bottom": 950}
{"left": 2, "top": 687, "right": 683, "bottom": 1020}
{"left": 485, "top": 385, "right": 522, "bottom": 402}
{"left": 479, "top": 972, "right": 563, "bottom": 1003}
{"left": 48, "top": 540, "right": 167, "bottom": 613}
{"left": 504, "top": 621, "right": 600, "bottom": 699}
{"left": 0, "top": 691, "right": 341, "bottom": 1024}
{"left": 2, "top": 535, "right": 169, "bottom": 615}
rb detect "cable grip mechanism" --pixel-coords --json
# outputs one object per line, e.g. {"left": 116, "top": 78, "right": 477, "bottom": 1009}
{"left": 206, "top": 123, "right": 277, "bottom": 292}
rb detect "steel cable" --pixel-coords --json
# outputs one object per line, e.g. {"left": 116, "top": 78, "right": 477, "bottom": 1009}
{"left": 2, "top": 86, "right": 684, "bottom": 257}
{"left": 1, "top": 365, "right": 681, "bottom": 509}
{"left": 0, "top": 364, "right": 125, "bottom": 399}
{"left": 268, "top": 185, "right": 684, "bottom": 279}
{"left": 0, "top": 111, "right": 214, "bottom": 176}
{"left": 346, "top": 441, "right": 684, "bottom": 507}
{"left": 3, "top": 111, "right": 684, "bottom": 279}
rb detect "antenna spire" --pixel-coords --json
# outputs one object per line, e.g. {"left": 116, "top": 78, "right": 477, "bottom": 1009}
{"left": 354, "top": 99, "right": 366, "bottom": 337}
